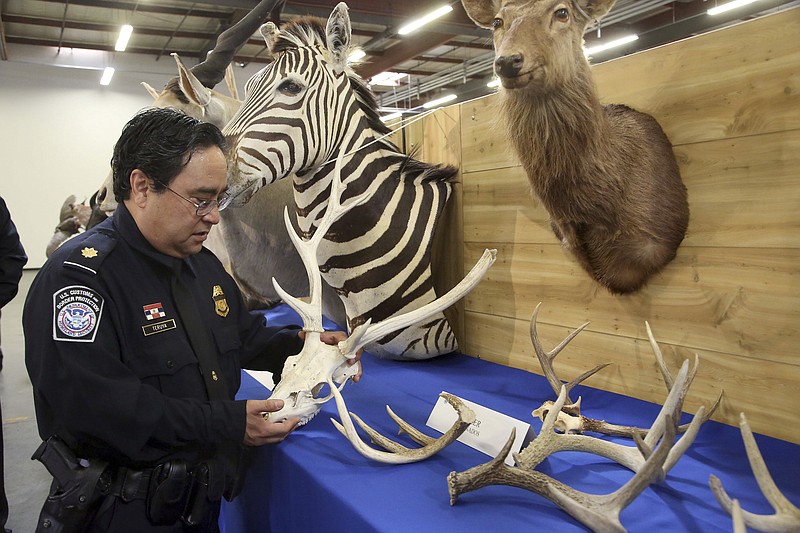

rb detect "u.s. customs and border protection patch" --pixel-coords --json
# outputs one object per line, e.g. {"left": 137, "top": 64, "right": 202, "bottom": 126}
{"left": 212, "top": 284, "right": 229, "bottom": 317}
{"left": 53, "top": 285, "right": 104, "bottom": 342}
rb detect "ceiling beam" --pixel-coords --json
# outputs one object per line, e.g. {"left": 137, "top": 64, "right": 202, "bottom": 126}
{"left": 0, "top": 9, "right": 8, "bottom": 61}
{"left": 356, "top": 31, "right": 455, "bottom": 79}
{"left": 35, "top": 0, "right": 229, "bottom": 19}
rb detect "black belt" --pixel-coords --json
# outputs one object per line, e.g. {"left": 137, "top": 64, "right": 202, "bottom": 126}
{"left": 106, "top": 466, "right": 154, "bottom": 501}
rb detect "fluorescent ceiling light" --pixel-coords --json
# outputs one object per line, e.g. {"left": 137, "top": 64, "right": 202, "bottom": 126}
{"left": 100, "top": 67, "right": 115, "bottom": 85}
{"left": 348, "top": 49, "right": 366, "bottom": 62}
{"left": 708, "top": 0, "right": 760, "bottom": 15}
{"left": 398, "top": 5, "right": 453, "bottom": 36}
{"left": 369, "top": 71, "right": 406, "bottom": 86}
{"left": 584, "top": 34, "right": 639, "bottom": 56}
{"left": 422, "top": 93, "right": 457, "bottom": 109}
{"left": 381, "top": 112, "right": 403, "bottom": 122}
{"left": 115, "top": 24, "right": 133, "bottom": 52}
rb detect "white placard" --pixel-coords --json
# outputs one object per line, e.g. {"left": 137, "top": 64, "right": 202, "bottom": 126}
{"left": 244, "top": 369, "right": 275, "bottom": 391}
{"left": 426, "top": 392, "right": 535, "bottom": 466}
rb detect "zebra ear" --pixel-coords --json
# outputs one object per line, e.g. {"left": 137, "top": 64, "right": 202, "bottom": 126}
{"left": 326, "top": 2, "right": 352, "bottom": 73}
{"left": 260, "top": 22, "right": 280, "bottom": 53}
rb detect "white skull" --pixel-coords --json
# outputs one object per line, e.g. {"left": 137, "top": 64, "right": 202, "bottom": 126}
{"left": 265, "top": 331, "right": 360, "bottom": 425}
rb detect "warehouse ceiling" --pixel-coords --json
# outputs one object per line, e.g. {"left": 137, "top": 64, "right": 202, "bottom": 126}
{"left": 1, "top": 0, "right": 797, "bottom": 111}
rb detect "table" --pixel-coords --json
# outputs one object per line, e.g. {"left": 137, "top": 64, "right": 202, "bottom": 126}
{"left": 220, "top": 305, "right": 800, "bottom": 532}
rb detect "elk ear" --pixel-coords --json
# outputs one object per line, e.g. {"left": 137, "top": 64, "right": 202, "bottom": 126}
{"left": 173, "top": 53, "right": 212, "bottom": 108}
{"left": 461, "top": 0, "right": 501, "bottom": 29}
{"left": 260, "top": 22, "right": 281, "bottom": 53}
{"left": 326, "top": 2, "right": 352, "bottom": 73}
{"left": 576, "top": 0, "right": 617, "bottom": 23}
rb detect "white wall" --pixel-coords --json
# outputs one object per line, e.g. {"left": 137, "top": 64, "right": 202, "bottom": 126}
{"left": 0, "top": 43, "right": 265, "bottom": 268}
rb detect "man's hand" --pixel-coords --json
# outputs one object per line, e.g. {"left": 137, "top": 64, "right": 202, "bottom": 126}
{"left": 243, "top": 399, "right": 300, "bottom": 446}
{"left": 297, "top": 330, "right": 364, "bottom": 382}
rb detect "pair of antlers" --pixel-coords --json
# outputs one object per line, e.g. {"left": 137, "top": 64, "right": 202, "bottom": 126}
{"left": 275, "top": 127, "right": 493, "bottom": 458}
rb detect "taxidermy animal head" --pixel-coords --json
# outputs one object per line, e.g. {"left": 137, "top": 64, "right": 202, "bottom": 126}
{"left": 461, "top": 0, "right": 689, "bottom": 294}
{"left": 95, "top": 0, "right": 285, "bottom": 218}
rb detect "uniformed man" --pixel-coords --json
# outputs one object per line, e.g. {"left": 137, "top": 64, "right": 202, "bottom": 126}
{"left": 0, "top": 196, "right": 27, "bottom": 533}
{"left": 23, "top": 107, "right": 360, "bottom": 532}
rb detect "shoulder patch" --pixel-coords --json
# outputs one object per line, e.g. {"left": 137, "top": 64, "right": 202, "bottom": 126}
{"left": 63, "top": 229, "right": 117, "bottom": 276}
{"left": 53, "top": 285, "right": 104, "bottom": 342}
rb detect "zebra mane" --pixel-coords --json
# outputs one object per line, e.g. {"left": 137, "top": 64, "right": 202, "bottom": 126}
{"left": 275, "top": 17, "right": 456, "bottom": 184}
{"left": 273, "top": 17, "right": 392, "bottom": 139}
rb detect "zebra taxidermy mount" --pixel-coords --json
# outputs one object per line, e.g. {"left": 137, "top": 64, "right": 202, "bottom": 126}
{"left": 224, "top": 2, "right": 461, "bottom": 360}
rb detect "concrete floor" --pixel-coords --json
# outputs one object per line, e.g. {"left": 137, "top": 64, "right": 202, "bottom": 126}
{"left": 2, "top": 269, "right": 53, "bottom": 532}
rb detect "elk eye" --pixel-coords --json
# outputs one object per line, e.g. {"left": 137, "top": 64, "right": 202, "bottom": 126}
{"left": 554, "top": 8, "right": 570, "bottom": 22}
{"left": 278, "top": 79, "right": 303, "bottom": 95}
{"left": 491, "top": 17, "right": 503, "bottom": 29}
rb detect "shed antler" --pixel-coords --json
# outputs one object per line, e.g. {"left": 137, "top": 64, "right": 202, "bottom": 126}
{"left": 330, "top": 381, "right": 476, "bottom": 464}
{"left": 709, "top": 413, "right": 800, "bottom": 532}
{"left": 518, "top": 362, "right": 706, "bottom": 476}
{"left": 529, "top": 302, "right": 721, "bottom": 437}
{"left": 448, "top": 409, "right": 680, "bottom": 533}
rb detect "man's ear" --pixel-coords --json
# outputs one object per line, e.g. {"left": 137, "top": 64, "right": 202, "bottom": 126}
{"left": 129, "top": 169, "right": 150, "bottom": 208}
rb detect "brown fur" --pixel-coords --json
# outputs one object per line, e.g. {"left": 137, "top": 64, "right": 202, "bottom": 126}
{"left": 462, "top": 0, "right": 689, "bottom": 293}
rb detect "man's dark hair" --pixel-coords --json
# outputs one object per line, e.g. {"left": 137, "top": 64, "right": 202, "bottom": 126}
{"left": 111, "top": 107, "right": 227, "bottom": 202}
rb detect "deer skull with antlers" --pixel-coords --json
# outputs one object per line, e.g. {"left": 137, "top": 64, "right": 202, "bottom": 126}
{"left": 264, "top": 136, "right": 497, "bottom": 433}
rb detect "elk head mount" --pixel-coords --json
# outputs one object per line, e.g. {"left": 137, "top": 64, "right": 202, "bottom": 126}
{"left": 461, "top": 0, "right": 690, "bottom": 294}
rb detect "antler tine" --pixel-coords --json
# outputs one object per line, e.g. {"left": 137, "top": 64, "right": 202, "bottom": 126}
{"left": 709, "top": 413, "right": 800, "bottom": 531}
{"left": 645, "top": 321, "right": 674, "bottom": 390}
{"left": 448, "top": 428, "right": 518, "bottom": 505}
{"left": 646, "top": 323, "right": 724, "bottom": 432}
{"left": 339, "top": 248, "right": 497, "bottom": 357}
{"left": 529, "top": 303, "right": 607, "bottom": 404}
{"left": 732, "top": 499, "right": 746, "bottom": 533}
{"left": 273, "top": 128, "right": 371, "bottom": 333}
{"left": 329, "top": 378, "right": 476, "bottom": 464}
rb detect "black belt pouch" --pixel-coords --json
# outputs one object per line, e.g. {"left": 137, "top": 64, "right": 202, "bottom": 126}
{"left": 146, "top": 461, "right": 190, "bottom": 525}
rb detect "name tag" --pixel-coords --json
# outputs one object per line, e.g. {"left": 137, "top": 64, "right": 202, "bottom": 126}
{"left": 426, "top": 391, "right": 534, "bottom": 466}
{"left": 142, "top": 319, "right": 177, "bottom": 336}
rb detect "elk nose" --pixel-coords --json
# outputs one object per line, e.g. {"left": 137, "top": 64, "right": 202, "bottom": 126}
{"left": 495, "top": 54, "right": 524, "bottom": 78}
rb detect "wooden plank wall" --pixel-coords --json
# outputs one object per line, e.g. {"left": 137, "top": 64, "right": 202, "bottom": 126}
{"left": 407, "top": 8, "right": 800, "bottom": 444}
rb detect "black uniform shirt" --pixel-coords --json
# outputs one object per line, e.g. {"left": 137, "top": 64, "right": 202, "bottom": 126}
{"left": 23, "top": 201, "right": 302, "bottom": 467}
{"left": 0, "top": 196, "right": 27, "bottom": 308}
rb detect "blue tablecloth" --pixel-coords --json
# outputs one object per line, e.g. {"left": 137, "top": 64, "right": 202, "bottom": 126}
{"left": 220, "top": 305, "right": 799, "bottom": 532}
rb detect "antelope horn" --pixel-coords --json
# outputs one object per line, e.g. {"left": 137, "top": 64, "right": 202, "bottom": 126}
{"left": 329, "top": 377, "right": 476, "bottom": 464}
{"left": 709, "top": 413, "right": 800, "bottom": 531}
{"left": 191, "top": 0, "right": 285, "bottom": 88}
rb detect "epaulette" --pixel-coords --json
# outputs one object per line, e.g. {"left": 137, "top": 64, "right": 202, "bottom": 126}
{"left": 62, "top": 228, "right": 118, "bottom": 277}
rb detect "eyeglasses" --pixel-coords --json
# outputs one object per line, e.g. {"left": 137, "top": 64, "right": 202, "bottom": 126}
{"left": 161, "top": 185, "right": 231, "bottom": 216}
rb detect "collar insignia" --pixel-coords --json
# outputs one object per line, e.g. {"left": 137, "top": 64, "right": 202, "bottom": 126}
{"left": 81, "top": 247, "right": 99, "bottom": 258}
{"left": 212, "top": 284, "right": 229, "bottom": 317}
